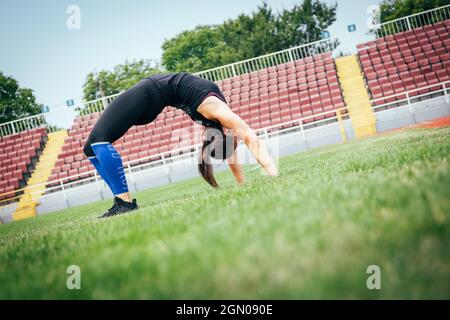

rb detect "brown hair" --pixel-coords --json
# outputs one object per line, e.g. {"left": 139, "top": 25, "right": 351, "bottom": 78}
{"left": 198, "top": 127, "right": 237, "bottom": 188}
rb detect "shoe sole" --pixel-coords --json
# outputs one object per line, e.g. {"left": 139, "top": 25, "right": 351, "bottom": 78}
{"left": 98, "top": 206, "right": 138, "bottom": 219}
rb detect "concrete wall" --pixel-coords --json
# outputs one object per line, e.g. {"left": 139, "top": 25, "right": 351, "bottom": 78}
{"left": 0, "top": 203, "right": 17, "bottom": 224}
{"left": 375, "top": 96, "right": 450, "bottom": 132}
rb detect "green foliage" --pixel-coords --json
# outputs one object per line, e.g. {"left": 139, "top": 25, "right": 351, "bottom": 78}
{"left": 378, "top": 0, "right": 450, "bottom": 23}
{"left": 82, "top": 59, "right": 163, "bottom": 101}
{"left": 162, "top": 0, "right": 337, "bottom": 72}
{"left": 0, "top": 72, "right": 42, "bottom": 124}
{"left": 0, "top": 127, "right": 449, "bottom": 298}
{"left": 161, "top": 25, "right": 222, "bottom": 73}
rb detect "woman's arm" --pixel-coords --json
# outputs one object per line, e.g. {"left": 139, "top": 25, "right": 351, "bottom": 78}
{"left": 198, "top": 98, "right": 278, "bottom": 177}
{"left": 227, "top": 134, "right": 245, "bottom": 185}
{"left": 234, "top": 120, "right": 278, "bottom": 176}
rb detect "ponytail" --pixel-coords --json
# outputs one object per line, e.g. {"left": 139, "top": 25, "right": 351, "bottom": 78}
{"left": 198, "top": 127, "right": 237, "bottom": 188}
{"left": 198, "top": 137, "right": 219, "bottom": 188}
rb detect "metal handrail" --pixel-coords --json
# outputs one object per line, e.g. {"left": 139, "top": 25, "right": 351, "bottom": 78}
{"left": 369, "top": 81, "right": 450, "bottom": 104}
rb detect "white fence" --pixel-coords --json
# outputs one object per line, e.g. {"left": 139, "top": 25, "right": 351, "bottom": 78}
{"left": 372, "top": 4, "right": 450, "bottom": 38}
{"left": 76, "top": 93, "right": 120, "bottom": 117}
{"left": 194, "top": 38, "right": 339, "bottom": 82}
{"left": 0, "top": 102, "right": 78, "bottom": 137}
{"left": 0, "top": 113, "right": 54, "bottom": 137}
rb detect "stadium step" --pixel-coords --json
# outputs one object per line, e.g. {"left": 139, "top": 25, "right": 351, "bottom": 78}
{"left": 335, "top": 55, "right": 377, "bottom": 138}
{"left": 13, "top": 130, "right": 68, "bottom": 221}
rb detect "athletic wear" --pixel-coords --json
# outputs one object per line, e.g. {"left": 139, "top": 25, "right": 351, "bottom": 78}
{"left": 83, "top": 72, "right": 225, "bottom": 157}
{"left": 99, "top": 197, "right": 138, "bottom": 219}
{"left": 149, "top": 73, "right": 225, "bottom": 129}
{"left": 88, "top": 156, "right": 116, "bottom": 193}
{"left": 83, "top": 72, "right": 226, "bottom": 200}
{"left": 90, "top": 143, "right": 129, "bottom": 195}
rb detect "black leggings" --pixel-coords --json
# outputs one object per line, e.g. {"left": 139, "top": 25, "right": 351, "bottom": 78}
{"left": 83, "top": 79, "right": 164, "bottom": 157}
{"left": 83, "top": 74, "right": 226, "bottom": 157}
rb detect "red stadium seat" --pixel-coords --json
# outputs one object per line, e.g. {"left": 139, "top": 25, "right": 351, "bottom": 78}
{"left": 358, "top": 20, "right": 450, "bottom": 105}
{"left": 0, "top": 127, "right": 47, "bottom": 200}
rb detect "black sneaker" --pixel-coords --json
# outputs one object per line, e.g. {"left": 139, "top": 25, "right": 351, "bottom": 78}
{"left": 99, "top": 197, "right": 138, "bottom": 219}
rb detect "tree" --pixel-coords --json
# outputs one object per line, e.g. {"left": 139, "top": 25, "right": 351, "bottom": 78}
{"left": 276, "top": 0, "right": 338, "bottom": 46}
{"left": 161, "top": 26, "right": 222, "bottom": 73}
{"left": 210, "top": 3, "right": 280, "bottom": 65}
{"left": 378, "top": 0, "right": 449, "bottom": 23}
{"left": 0, "top": 72, "right": 42, "bottom": 124}
{"left": 161, "top": 0, "right": 337, "bottom": 72}
{"left": 83, "top": 59, "right": 163, "bottom": 101}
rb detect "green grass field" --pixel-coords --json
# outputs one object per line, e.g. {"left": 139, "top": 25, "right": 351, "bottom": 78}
{"left": 1, "top": 126, "right": 449, "bottom": 299}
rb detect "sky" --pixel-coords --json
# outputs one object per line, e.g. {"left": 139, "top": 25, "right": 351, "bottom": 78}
{"left": 0, "top": 0, "right": 381, "bottom": 127}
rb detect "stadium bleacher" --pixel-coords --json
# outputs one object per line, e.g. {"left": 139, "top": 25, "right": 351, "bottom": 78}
{"left": 48, "top": 51, "right": 344, "bottom": 185}
{"left": 357, "top": 20, "right": 450, "bottom": 105}
{"left": 217, "top": 52, "right": 345, "bottom": 126}
{"left": 0, "top": 127, "right": 47, "bottom": 200}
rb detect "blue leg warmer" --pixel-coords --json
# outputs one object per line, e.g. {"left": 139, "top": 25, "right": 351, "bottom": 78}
{"left": 88, "top": 156, "right": 116, "bottom": 194}
{"left": 90, "top": 142, "right": 129, "bottom": 195}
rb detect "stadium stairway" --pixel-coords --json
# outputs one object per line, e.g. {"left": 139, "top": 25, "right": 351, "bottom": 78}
{"left": 13, "top": 130, "right": 68, "bottom": 221}
{"left": 335, "top": 55, "right": 377, "bottom": 138}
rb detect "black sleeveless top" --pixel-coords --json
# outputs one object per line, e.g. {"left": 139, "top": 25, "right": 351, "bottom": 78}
{"left": 147, "top": 72, "right": 225, "bottom": 130}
